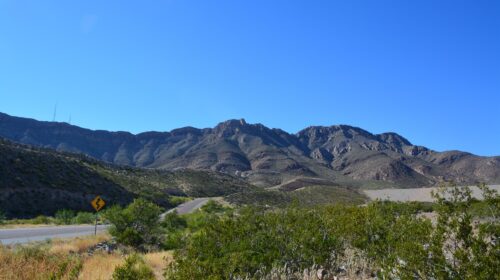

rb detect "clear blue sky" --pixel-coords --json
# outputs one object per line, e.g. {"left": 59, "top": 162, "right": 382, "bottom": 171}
{"left": 1, "top": 0, "right": 499, "bottom": 156}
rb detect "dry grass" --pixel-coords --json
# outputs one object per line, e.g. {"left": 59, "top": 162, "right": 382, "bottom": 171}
{"left": 144, "top": 251, "right": 173, "bottom": 279}
{"left": 49, "top": 233, "right": 110, "bottom": 254}
{"left": 0, "top": 234, "right": 173, "bottom": 280}
{"left": 78, "top": 253, "right": 124, "bottom": 280}
{"left": 0, "top": 245, "right": 82, "bottom": 280}
{"left": 78, "top": 251, "right": 172, "bottom": 280}
{"left": 0, "top": 223, "right": 54, "bottom": 229}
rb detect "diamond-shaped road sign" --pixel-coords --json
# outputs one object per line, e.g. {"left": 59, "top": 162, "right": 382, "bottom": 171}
{"left": 91, "top": 195, "right": 106, "bottom": 212}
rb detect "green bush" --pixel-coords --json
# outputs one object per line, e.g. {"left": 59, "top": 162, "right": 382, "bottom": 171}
{"left": 161, "top": 212, "right": 188, "bottom": 250}
{"left": 423, "top": 184, "right": 500, "bottom": 279}
{"left": 200, "top": 200, "right": 226, "bottom": 214}
{"left": 182, "top": 210, "right": 216, "bottom": 232}
{"left": 161, "top": 211, "right": 187, "bottom": 232}
{"left": 31, "top": 215, "right": 53, "bottom": 224}
{"left": 0, "top": 211, "right": 5, "bottom": 224}
{"left": 163, "top": 230, "right": 186, "bottom": 250}
{"left": 72, "top": 212, "right": 95, "bottom": 224}
{"left": 112, "top": 254, "right": 155, "bottom": 280}
{"left": 166, "top": 184, "right": 500, "bottom": 279}
{"left": 166, "top": 206, "right": 342, "bottom": 279}
{"left": 104, "top": 198, "right": 163, "bottom": 251}
{"left": 168, "top": 196, "right": 191, "bottom": 206}
{"left": 55, "top": 209, "right": 75, "bottom": 225}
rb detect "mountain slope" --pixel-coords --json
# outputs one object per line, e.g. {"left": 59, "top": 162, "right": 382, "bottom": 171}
{"left": 1, "top": 112, "right": 499, "bottom": 189}
{"left": 0, "top": 138, "right": 255, "bottom": 218}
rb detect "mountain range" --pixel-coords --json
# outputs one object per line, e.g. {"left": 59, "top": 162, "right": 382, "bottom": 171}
{"left": 1, "top": 112, "right": 499, "bottom": 190}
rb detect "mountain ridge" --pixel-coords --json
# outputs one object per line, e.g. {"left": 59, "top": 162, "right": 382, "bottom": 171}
{"left": 1, "top": 112, "right": 499, "bottom": 189}
{"left": 0, "top": 137, "right": 255, "bottom": 218}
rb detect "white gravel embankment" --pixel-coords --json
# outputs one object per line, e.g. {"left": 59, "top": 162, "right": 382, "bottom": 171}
{"left": 364, "top": 185, "right": 500, "bottom": 202}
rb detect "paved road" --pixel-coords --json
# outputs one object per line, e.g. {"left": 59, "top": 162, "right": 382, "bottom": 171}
{"left": 162, "top": 198, "right": 210, "bottom": 219}
{"left": 1, "top": 198, "right": 211, "bottom": 245}
{"left": 0, "top": 225, "right": 108, "bottom": 245}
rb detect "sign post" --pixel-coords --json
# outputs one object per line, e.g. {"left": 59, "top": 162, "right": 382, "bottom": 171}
{"left": 90, "top": 195, "right": 106, "bottom": 235}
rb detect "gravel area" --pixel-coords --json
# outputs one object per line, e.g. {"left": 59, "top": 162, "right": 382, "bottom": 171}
{"left": 364, "top": 185, "right": 500, "bottom": 202}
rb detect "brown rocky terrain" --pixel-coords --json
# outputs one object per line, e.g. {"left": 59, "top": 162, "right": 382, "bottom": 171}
{"left": 1, "top": 112, "right": 499, "bottom": 189}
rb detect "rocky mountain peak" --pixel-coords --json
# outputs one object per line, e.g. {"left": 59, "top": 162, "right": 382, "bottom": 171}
{"left": 213, "top": 119, "right": 249, "bottom": 136}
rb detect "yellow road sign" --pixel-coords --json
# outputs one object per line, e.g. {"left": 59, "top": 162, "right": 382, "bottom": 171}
{"left": 91, "top": 196, "right": 106, "bottom": 212}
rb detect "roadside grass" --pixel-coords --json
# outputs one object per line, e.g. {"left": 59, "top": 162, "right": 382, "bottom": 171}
{"left": 0, "top": 245, "right": 82, "bottom": 280}
{"left": 144, "top": 251, "right": 174, "bottom": 279}
{"left": 0, "top": 233, "right": 172, "bottom": 280}
{"left": 78, "top": 252, "right": 124, "bottom": 280}
{"left": 49, "top": 233, "right": 110, "bottom": 255}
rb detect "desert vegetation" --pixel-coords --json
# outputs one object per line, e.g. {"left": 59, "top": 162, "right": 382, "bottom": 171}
{"left": 1, "top": 184, "right": 498, "bottom": 279}
{"left": 164, "top": 184, "right": 499, "bottom": 279}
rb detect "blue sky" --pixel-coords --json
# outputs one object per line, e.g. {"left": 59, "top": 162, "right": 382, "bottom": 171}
{"left": 0, "top": 0, "right": 499, "bottom": 156}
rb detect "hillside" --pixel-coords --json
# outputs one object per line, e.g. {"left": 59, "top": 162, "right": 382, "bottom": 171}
{"left": 0, "top": 138, "right": 255, "bottom": 218}
{"left": 1, "top": 112, "right": 499, "bottom": 189}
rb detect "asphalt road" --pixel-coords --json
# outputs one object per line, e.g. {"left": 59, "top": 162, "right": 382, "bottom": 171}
{"left": 0, "top": 225, "right": 108, "bottom": 245}
{"left": 1, "top": 198, "right": 211, "bottom": 245}
{"left": 161, "top": 197, "right": 210, "bottom": 219}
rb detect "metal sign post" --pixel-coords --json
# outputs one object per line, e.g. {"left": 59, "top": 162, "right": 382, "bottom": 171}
{"left": 94, "top": 213, "right": 98, "bottom": 235}
{"left": 90, "top": 196, "right": 106, "bottom": 235}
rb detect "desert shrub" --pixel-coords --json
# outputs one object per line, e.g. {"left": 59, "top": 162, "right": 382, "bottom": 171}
{"left": 161, "top": 211, "right": 188, "bottom": 250}
{"left": 104, "top": 198, "right": 163, "bottom": 251}
{"left": 357, "top": 203, "right": 433, "bottom": 278}
{"left": 112, "top": 254, "right": 155, "bottom": 280}
{"left": 168, "top": 196, "right": 191, "bottom": 206}
{"left": 200, "top": 200, "right": 226, "bottom": 214}
{"left": 55, "top": 209, "right": 75, "bottom": 225}
{"left": 344, "top": 184, "right": 500, "bottom": 279}
{"left": 161, "top": 211, "right": 187, "bottom": 232}
{"left": 163, "top": 230, "right": 186, "bottom": 250}
{"left": 72, "top": 212, "right": 95, "bottom": 224}
{"left": 423, "top": 184, "right": 500, "bottom": 279}
{"left": 31, "top": 215, "right": 53, "bottom": 224}
{"left": 166, "top": 206, "right": 342, "bottom": 279}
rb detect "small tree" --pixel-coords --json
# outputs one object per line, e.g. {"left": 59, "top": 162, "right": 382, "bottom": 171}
{"left": 104, "top": 198, "right": 163, "bottom": 251}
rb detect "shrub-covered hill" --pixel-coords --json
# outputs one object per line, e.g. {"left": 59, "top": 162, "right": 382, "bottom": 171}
{"left": 226, "top": 177, "right": 367, "bottom": 207}
{"left": 0, "top": 138, "right": 256, "bottom": 218}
